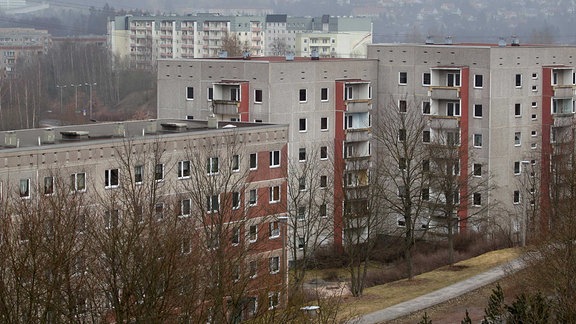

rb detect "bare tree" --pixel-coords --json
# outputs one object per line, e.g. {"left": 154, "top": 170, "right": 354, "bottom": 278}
{"left": 269, "top": 39, "right": 288, "bottom": 56}
{"left": 284, "top": 146, "right": 334, "bottom": 295}
{"left": 372, "top": 97, "right": 432, "bottom": 279}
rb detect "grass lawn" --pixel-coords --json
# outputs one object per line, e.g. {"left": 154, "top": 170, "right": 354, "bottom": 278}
{"left": 337, "top": 247, "right": 520, "bottom": 320}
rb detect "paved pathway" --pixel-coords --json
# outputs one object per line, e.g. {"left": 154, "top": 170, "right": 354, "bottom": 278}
{"left": 352, "top": 258, "right": 525, "bottom": 324}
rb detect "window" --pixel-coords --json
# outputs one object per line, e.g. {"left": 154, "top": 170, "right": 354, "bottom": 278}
{"left": 155, "top": 203, "right": 164, "bottom": 220}
{"left": 232, "top": 192, "right": 241, "bottom": 209}
{"left": 269, "top": 186, "right": 280, "bottom": 203}
{"left": 249, "top": 189, "right": 257, "bottom": 206}
{"left": 531, "top": 130, "right": 537, "bottom": 137}
{"left": 299, "top": 89, "right": 307, "bottom": 102}
{"left": 269, "top": 256, "right": 280, "bottom": 273}
{"left": 423, "top": 159, "right": 430, "bottom": 172}
{"left": 134, "top": 165, "right": 143, "bottom": 184}
{"left": 299, "top": 147, "right": 306, "bottom": 161}
{"left": 532, "top": 101, "right": 538, "bottom": 108}
{"left": 293, "top": 177, "right": 305, "bottom": 192}
{"left": 206, "top": 195, "right": 219, "bottom": 213}
{"left": 44, "top": 176, "right": 54, "bottom": 195}
{"left": 399, "top": 72, "right": 407, "bottom": 85}
{"left": 515, "top": 74, "right": 522, "bottom": 87}
{"left": 254, "top": 89, "right": 263, "bottom": 103}
{"left": 422, "top": 130, "right": 431, "bottom": 143}
{"left": 422, "top": 72, "right": 431, "bottom": 86}
{"left": 398, "top": 129, "right": 406, "bottom": 142}
{"left": 269, "top": 292, "right": 279, "bottom": 310}
{"left": 249, "top": 225, "right": 257, "bottom": 242}
{"left": 514, "top": 103, "right": 521, "bottom": 117}
{"left": 179, "top": 199, "right": 191, "bottom": 217}
{"left": 532, "top": 114, "right": 537, "bottom": 120}
{"left": 473, "top": 193, "right": 482, "bottom": 206}
{"left": 70, "top": 173, "right": 86, "bottom": 192}
{"left": 207, "top": 87, "right": 213, "bottom": 101}
{"left": 474, "top": 74, "right": 483, "bottom": 88}
{"left": 345, "top": 115, "right": 353, "bottom": 129}
{"left": 553, "top": 71, "right": 559, "bottom": 85}
{"left": 231, "top": 155, "right": 239, "bottom": 172}
{"left": 514, "top": 161, "right": 521, "bottom": 175}
{"left": 320, "top": 117, "right": 328, "bottom": 130}
{"left": 321, "top": 87, "right": 328, "bottom": 101}
{"left": 154, "top": 164, "right": 164, "bottom": 181}
{"left": 447, "top": 73, "right": 461, "bottom": 86}
{"left": 270, "top": 151, "right": 280, "bottom": 167}
{"left": 473, "top": 134, "right": 483, "bottom": 148}
{"left": 298, "top": 236, "right": 305, "bottom": 249}
{"left": 320, "top": 175, "right": 327, "bottom": 188}
{"left": 531, "top": 143, "right": 537, "bottom": 149}
{"left": 297, "top": 206, "right": 306, "bottom": 220}
{"left": 20, "top": 178, "right": 30, "bottom": 198}
{"left": 421, "top": 188, "right": 430, "bottom": 201}
{"left": 422, "top": 101, "right": 431, "bottom": 115}
{"left": 399, "top": 157, "right": 407, "bottom": 170}
{"left": 474, "top": 104, "right": 483, "bottom": 118}
{"left": 532, "top": 85, "right": 538, "bottom": 92}
{"left": 104, "top": 169, "right": 119, "bottom": 188}
{"left": 398, "top": 100, "right": 407, "bottom": 113}
{"left": 299, "top": 118, "right": 307, "bottom": 132}
{"left": 397, "top": 216, "right": 406, "bottom": 227}
{"left": 473, "top": 163, "right": 482, "bottom": 177}
{"left": 320, "top": 146, "right": 328, "bottom": 160}
{"left": 320, "top": 204, "right": 327, "bottom": 217}
{"left": 447, "top": 131, "right": 460, "bottom": 146}
{"left": 186, "top": 86, "right": 194, "bottom": 100}
{"left": 231, "top": 227, "right": 240, "bottom": 245}
{"left": 104, "top": 209, "right": 120, "bottom": 229}
{"left": 249, "top": 153, "right": 257, "bottom": 170}
{"left": 447, "top": 102, "right": 461, "bottom": 116}
{"left": 177, "top": 160, "right": 191, "bottom": 179}
{"left": 207, "top": 157, "right": 219, "bottom": 175}
{"left": 514, "top": 132, "right": 521, "bottom": 146}
{"left": 249, "top": 260, "right": 257, "bottom": 278}
{"left": 345, "top": 85, "right": 353, "bottom": 100}
{"left": 513, "top": 190, "right": 520, "bottom": 204}
{"left": 532, "top": 73, "right": 538, "bottom": 80}
{"left": 229, "top": 88, "right": 240, "bottom": 101}
{"left": 269, "top": 221, "right": 280, "bottom": 238}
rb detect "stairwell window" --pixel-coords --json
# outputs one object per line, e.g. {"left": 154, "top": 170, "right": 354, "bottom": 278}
{"left": 104, "top": 169, "right": 119, "bottom": 189}
{"left": 270, "top": 150, "right": 280, "bottom": 167}
{"left": 186, "top": 86, "right": 194, "bottom": 100}
{"left": 254, "top": 89, "right": 263, "bottom": 103}
{"left": 422, "top": 72, "right": 431, "bottom": 86}
{"left": 299, "top": 89, "right": 307, "bottom": 102}
{"left": 299, "top": 118, "right": 307, "bottom": 132}
{"left": 20, "top": 178, "right": 30, "bottom": 198}
{"left": 474, "top": 75, "right": 483, "bottom": 88}
{"left": 515, "top": 74, "right": 522, "bottom": 88}
{"left": 399, "top": 72, "right": 408, "bottom": 85}
{"left": 474, "top": 104, "right": 483, "bottom": 118}
{"left": 71, "top": 173, "right": 86, "bottom": 192}
{"left": 178, "top": 160, "right": 191, "bottom": 179}
{"left": 473, "top": 134, "right": 483, "bottom": 148}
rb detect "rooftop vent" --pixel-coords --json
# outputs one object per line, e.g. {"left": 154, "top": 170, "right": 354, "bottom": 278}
{"left": 425, "top": 35, "right": 434, "bottom": 45}
{"left": 60, "top": 130, "right": 89, "bottom": 141}
{"left": 285, "top": 52, "right": 295, "bottom": 61}
{"left": 311, "top": 49, "right": 320, "bottom": 60}
{"left": 160, "top": 122, "right": 188, "bottom": 132}
{"left": 444, "top": 36, "right": 453, "bottom": 45}
{"left": 242, "top": 51, "right": 251, "bottom": 60}
{"left": 498, "top": 37, "right": 506, "bottom": 47}
{"left": 4, "top": 131, "right": 18, "bottom": 147}
{"left": 218, "top": 50, "right": 228, "bottom": 58}
{"left": 42, "top": 128, "right": 55, "bottom": 144}
{"left": 207, "top": 115, "right": 218, "bottom": 129}
{"left": 511, "top": 35, "right": 520, "bottom": 46}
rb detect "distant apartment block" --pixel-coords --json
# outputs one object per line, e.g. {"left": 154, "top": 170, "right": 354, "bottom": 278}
{"left": 0, "top": 28, "right": 51, "bottom": 75}
{"left": 108, "top": 13, "right": 372, "bottom": 68}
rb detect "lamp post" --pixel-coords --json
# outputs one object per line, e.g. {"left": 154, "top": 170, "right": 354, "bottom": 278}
{"left": 85, "top": 83, "right": 97, "bottom": 120}
{"left": 56, "top": 85, "right": 66, "bottom": 113}
{"left": 70, "top": 84, "right": 82, "bottom": 113}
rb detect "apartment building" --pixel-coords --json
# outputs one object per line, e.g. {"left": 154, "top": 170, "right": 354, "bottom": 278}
{"left": 108, "top": 14, "right": 371, "bottom": 68}
{"left": 0, "top": 28, "right": 51, "bottom": 75}
{"left": 157, "top": 56, "right": 378, "bottom": 251}
{"left": 367, "top": 42, "right": 576, "bottom": 239}
{"left": 0, "top": 119, "right": 289, "bottom": 320}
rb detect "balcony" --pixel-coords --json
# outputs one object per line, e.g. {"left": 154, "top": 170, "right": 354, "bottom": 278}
{"left": 346, "top": 100, "right": 371, "bottom": 113}
{"left": 213, "top": 100, "right": 239, "bottom": 115}
{"left": 554, "top": 114, "right": 574, "bottom": 127}
{"left": 252, "top": 27, "right": 261, "bottom": 32}
{"left": 428, "top": 86, "right": 460, "bottom": 100}
{"left": 554, "top": 85, "right": 576, "bottom": 98}
{"left": 429, "top": 116, "right": 459, "bottom": 129}
{"left": 346, "top": 128, "right": 371, "bottom": 142}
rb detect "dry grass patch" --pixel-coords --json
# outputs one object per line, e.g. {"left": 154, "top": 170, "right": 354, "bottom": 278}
{"left": 339, "top": 247, "right": 520, "bottom": 320}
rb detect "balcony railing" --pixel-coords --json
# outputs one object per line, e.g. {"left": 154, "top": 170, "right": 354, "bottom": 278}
{"left": 428, "top": 86, "right": 460, "bottom": 100}
{"left": 345, "top": 100, "right": 371, "bottom": 113}
{"left": 554, "top": 85, "right": 576, "bottom": 98}
{"left": 345, "top": 128, "right": 371, "bottom": 142}
{"left": 213, "top": 101, "right": 239, "bottom": 115}
{"left": 429, "top": 116, "right": 459, "bottom": 129}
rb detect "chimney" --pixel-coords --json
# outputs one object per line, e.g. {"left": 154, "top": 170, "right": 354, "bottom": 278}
{"left": 207, "top": 115, "right": 218, "bottom": 129}
{"left": 42, "top": 128, "right": 55, "bottom": 144}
